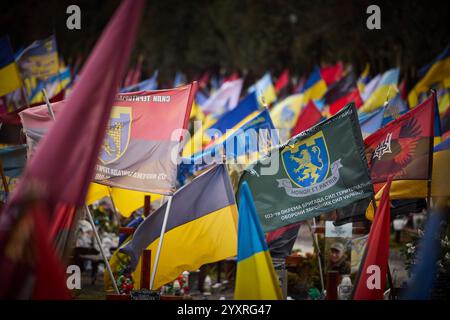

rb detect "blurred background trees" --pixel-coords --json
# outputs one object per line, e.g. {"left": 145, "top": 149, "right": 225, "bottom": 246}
{"left": 1, "top": 0, "right": 449, "bottom": 84}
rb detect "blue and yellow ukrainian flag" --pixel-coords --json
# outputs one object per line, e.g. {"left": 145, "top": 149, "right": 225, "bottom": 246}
{"left": 249, "top": 73, "right": 277, "bottom": 106}
{"left": 359, "top": 68, "right": 399, "bottom": 113}
{"left": 409, "top": 44, "right": 450, "bottom": 107}
{"left": 28, "top": 66, "right": 71, "bottom": 104}
{"left": 359, "top": 107, "right": 385, "bottom": 139}
{"left": 0, "top": 144, "right": 27, "bottom": 200}
{"left": 0, "top": 36, "right": 22, "bottom": 97}
{"left": 111, "top": 164, "right": 238, "bottom": 290}
{"left": 17, "top": 35, "right": 59, "bottom": 79}
{"left": 182, "top": 92, "right": 260, "bottom": 157}
{"left": 433, "top": 91, "right": 443, "bottom": 146}
{"left": 180, "top": 108, "right": 278, "bottom": 180}
{"left": 437, "top": 89, "right": 449, "bottom": 116}
{"left": 357, "top": 63, "right": 370, "bottom": 93}
{"left": 234, "top": 181, "right": 283, "bottom": 300}
{"left": 381, "top": 93, "right": 408, "bottom": 126}
{"left": 193, "top": 108, "right": 278, "bottom": 163}
{"left": 301, "top": 66, "right": 327, "bottom": 103}
{"left": 189, "top": 99, "right": 205, "bottom": 121}
{"left": 270, "top": 93, "right": 304, "bottom": 135}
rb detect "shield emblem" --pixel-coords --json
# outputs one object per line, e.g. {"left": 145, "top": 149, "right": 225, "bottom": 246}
{"left": 281, "top": 131, "right": 330, "bottom": 188}
{"left": 99, "top": 106, "right": 132, "bottom": 164}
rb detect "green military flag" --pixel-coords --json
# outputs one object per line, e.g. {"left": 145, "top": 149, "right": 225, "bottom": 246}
{"left": 238, "top": 103, "right": 373, "bottom": 232}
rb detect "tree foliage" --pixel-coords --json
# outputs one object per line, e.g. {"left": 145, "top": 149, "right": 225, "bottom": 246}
{"left": 1, "top": 0, "right": 449, "bottom": 84}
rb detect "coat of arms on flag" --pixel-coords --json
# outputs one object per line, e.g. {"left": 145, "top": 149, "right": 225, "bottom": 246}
{"left": 281, "top": 131, "right": 330, "bottom": 188}
{"left": 20, "top": 83, "right": 197, "bottom": 195}
{"left": 99, "top": 106, "right": 132, "bottom": 164}
{"left": 278, "top": 130, "right": 345, "bottom": 198}
{"left": 239, "top": 103, "right": 373, "bottom": 232}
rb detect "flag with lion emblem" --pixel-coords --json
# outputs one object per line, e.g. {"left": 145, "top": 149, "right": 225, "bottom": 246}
{"left": 238, "top": 103, "right": 373, "bottom": 232}
{"left": 20, "top": 83, "right": 197, "bottom": 195}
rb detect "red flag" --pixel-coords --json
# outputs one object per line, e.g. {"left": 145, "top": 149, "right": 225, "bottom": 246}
{"left": 320, "top": 62, "right": 343, "bottom": 86}
{"left": 329, "top": 89, "right": 363, "bottom": 115}
{"left": 275, "top": 69, "right": 289, "bottom": 93}
{"left": 198, "top": 72, "right": 210, "bottom": 89}
{"left": 266, "top": 222, "right": 300, "bottom": 244}
{"left": 354, "top": 177, "right": 392, "bottom": 300}
{"left": 0, "top": 0, "right": 144, "bottom": 299}
{"left": 398, "top": 78, "right": 408, "bottom": 101}
{"left": 224, "top": 72, "right": 239, "bottom": 83}
{"left": 291, "top": 101, "right": 323, "bottom": 137}
{"left": 266, "top": 222, "right": 301, "bottom": 259}
{"left": 364, "top": 93, "right": 435, "bottom": 189}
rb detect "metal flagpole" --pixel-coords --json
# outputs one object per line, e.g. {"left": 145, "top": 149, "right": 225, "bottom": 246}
{"left": 21, "top": 86, "right": 30, "bottom": 109}
{"left": 42, "top": 89, "right": 56, "bottom": 119}
{"left": 43, "top": 92, "right": 120, "bottom": 294}
{"left": 149, "top": 195, "right": 173, "bottom": 290}
{"left": 106, "top": 186, "right": 121, "bottom": 226}
{"left": 85, "top": 205, "right": 120, "bottom": 294}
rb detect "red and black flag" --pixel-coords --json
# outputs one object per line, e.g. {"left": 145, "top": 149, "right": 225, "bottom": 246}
{"left": 323, "top": 71, "right": 362, "bottom": 115}
{"left": 266, "top": 222, "right": 301, "bottom": 259}
{"left": 291, "top": 100, "right": 323, "bottom": 137}
{"left": 320, "top": 62, "right": 343, "bottom": 86}
{"left": 274, "top": 69, "right": 290, "bottom": 98}
{"left": 364, "top": 92, "right": 435, "bottom": 191}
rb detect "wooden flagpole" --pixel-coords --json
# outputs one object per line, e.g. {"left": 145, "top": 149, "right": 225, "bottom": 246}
{"left": 309, "top": 218, "right": 325, "bottom": 293}
{"left": 0, "top": 159, "right": 10, "bottom": 195}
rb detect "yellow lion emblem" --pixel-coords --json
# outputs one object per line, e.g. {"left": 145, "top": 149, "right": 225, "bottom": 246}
{"left": 289, "top": 146, "right": 324, "bottom": 184}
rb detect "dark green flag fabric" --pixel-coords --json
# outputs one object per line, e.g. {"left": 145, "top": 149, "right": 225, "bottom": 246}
{"left": 238, "top": 103, "right": 373, "bottom": 232}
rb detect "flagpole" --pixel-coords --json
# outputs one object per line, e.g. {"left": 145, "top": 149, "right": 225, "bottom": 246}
{"left": 309, "top": 218, "right": 325, "bottom": 293}
{"left": 42, "top": 89, "right": 56, "bottom": 119}
{"left": 149, "top": 195, "right": 173, "bottom": 290}
{"left": 106, "top": 186, "right": 122, "bottom": 234}
{"left": 106, "top": 186, "right": 120, "bottom": 221}
{"left": 43, "top": 92, "right": 120, "bottom": 295}
{"left": 85, "top": 205, "right": 120, "bottom": 294}
{"left": 146, "top": 81, "right": 195, "bottom": 290}
{"left": 426, "top": 90, "right": 436, "bottom": 211}
{"left": 21, "top": 86, "right": 30, "bottom": 109}
{"left": 0, "top": 159, "right": 10, "bottom": 195}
